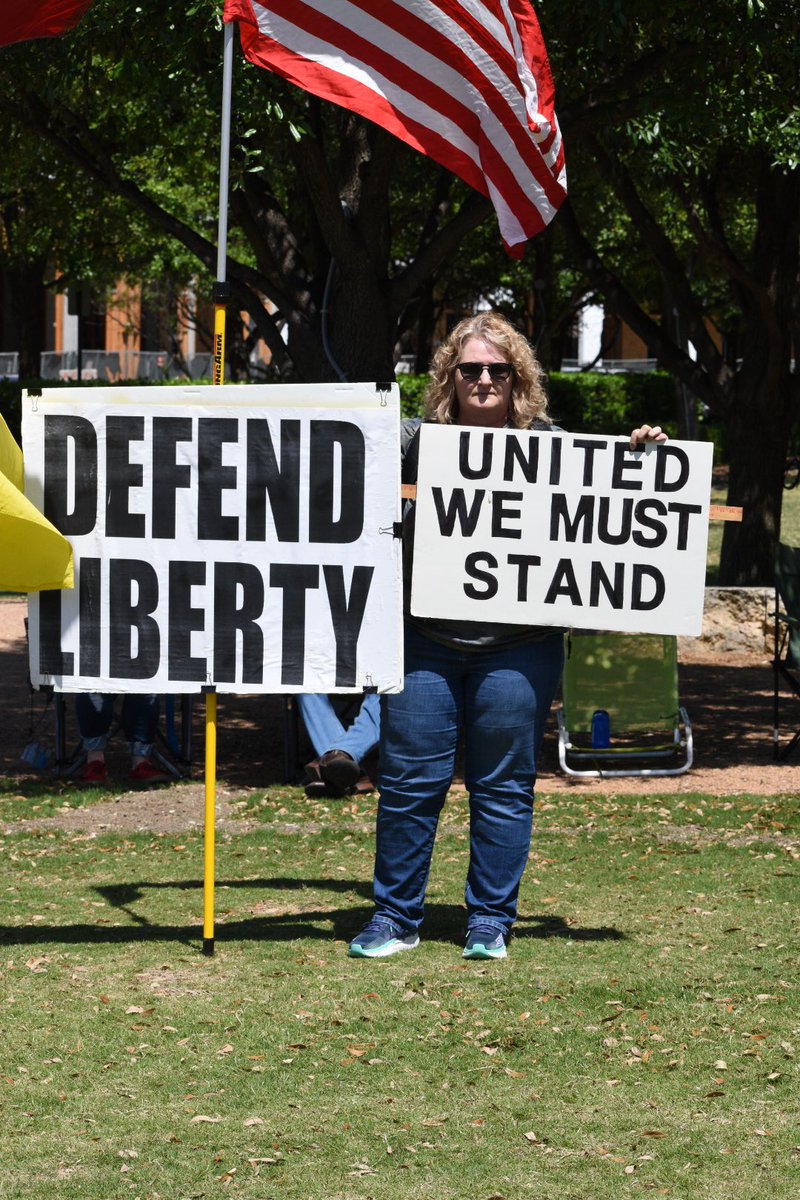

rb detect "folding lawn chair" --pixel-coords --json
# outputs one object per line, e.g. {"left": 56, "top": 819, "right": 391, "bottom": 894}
{"left": 556, "top": 631, "right": 693, "bottom": 778}
{"left": 772, "top": 542, "right": 800, "bottom": 760}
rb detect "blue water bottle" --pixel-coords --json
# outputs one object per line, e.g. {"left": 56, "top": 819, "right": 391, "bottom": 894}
{"left": 591, "top": 709, "right": 611, "bottom": 749}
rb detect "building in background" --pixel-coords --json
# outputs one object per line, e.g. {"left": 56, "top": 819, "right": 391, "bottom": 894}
{"left": 41, "top": 280, "right": 216, "bottom": 382}
{"left": 561, "top": 303, "right": 655, "bottom": 373}
{"left": 0, "top": 269, "right": 276, "bottom": 382}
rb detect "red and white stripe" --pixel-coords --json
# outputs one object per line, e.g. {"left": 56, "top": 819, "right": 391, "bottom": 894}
{"left": 0, "top": 0, "right": 95, "bottom": 48}
{"left": 224, "top": 0, "right": 566, "bottom": 255}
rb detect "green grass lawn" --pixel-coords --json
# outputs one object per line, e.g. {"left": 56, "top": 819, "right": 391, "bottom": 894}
{"left": 1, "top": 781, "right": 797, "bottom": 1200}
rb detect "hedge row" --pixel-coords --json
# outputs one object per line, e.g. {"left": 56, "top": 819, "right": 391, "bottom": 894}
{"left": 1, "top": 370, "right": 698, "bottom": 448}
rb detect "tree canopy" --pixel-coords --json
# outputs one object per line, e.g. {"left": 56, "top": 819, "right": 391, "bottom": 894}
{"left": 538, "top": 0, "right": 799, "bottom": 582}
{"left": 0, "top": 0, "right": 797, "bottom": 582}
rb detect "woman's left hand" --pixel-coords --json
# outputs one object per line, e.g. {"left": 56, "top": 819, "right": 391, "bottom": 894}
{"left": 629, "top": 424, "right": 668, "bottom": 449}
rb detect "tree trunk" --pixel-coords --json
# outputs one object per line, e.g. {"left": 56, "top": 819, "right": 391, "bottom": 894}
{"left": 7, "top": 261, "right": 46, "bottom": 378}
{"left": 719, "top": 370, "right": 794, "bottom": 585}
{"left": 660, "top": 299, "right": 698, "bottom": 439}
{"left": 327, "top": 267, "right": 395, "bottom": 382}
{"left": 719, "top": 164, "right": 800, "bottom": 586}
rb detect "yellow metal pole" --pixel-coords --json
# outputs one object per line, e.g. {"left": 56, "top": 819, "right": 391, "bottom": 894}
{"left": 203, "top": 18, "right": 234, "bottom": 955}
{"left": 202, "top": 690, "right": 217, "bottom": 955}
{"left": 203, "top": 299, "right": 229, "bottom": 958}
{"left": 203, "top": 300, "right": 228, "bottom": 956}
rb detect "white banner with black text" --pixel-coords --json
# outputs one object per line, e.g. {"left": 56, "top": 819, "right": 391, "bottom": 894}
{"left": 23, "top": 384, "right": 403, "bottom": 693}
{"left": 411, "top": 425, "right": 712, "bottom": 636}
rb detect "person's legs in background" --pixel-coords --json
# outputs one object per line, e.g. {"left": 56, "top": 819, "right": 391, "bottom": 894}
{"left": 297, "top": 693, "right": 346, "bottom": 757}
{"left": 75, "top": 693, "right": 114, "bottom": 784}
{"left": 331, "top": 693, "right": 381, "bottom": 762}
{"left": 297, "top": 692, "right": 380, "bottom": 797}
{"left": 75, "top": 693, "right": 172, "bottom": 784}
{"left": 121, "top": 695, "right": 172, "bottom": 783}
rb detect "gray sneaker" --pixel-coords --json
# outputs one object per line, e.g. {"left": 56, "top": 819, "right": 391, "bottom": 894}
{"left": 348, "top": 917, "right": 420, "bottom": 958}
{"left": 463, "top": 924, "right": 508, "bottom": 959}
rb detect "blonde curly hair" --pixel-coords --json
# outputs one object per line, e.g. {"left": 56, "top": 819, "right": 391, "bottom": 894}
{"left": 422, "top": 312, "right": 550, "bottom": 428}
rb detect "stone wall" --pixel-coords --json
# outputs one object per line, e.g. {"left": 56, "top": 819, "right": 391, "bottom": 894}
{"left": 678, "top": 587, "right": 774, "bottom": 659}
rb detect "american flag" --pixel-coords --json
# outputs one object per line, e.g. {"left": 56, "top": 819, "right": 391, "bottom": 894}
{"left": 0, "top": 0, "right": 96, "bottom": 48}
{"left": 223, "top": 0, "right": 566, "bottom": 255}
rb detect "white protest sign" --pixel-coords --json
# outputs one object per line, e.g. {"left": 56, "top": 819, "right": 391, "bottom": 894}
{"left": 410, "top": 425, "right": 713, "bottom": 636}
{"left": 23, "top": 383, "right": 403, "bottom": 693}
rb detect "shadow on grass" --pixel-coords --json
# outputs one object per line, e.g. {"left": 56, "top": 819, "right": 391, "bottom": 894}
{"left": 0, "top": 874, "right": 626, "bottom": 949}
{"left": 515, "top": 915, "right": 624, "bottom": 942}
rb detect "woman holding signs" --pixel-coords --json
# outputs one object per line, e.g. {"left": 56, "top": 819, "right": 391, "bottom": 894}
{"left": 349, "top": 312, "right": 666, "bottom": 960}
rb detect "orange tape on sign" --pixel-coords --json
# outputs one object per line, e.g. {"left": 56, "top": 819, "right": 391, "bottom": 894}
{"left": 709, "top": 504, "right": 743, "bottom": 522}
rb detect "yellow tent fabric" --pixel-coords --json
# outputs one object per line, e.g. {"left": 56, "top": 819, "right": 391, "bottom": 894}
{"left": 0, "top": 413, "right": 73, "bottom": 592}
{"left": 0, "top": 410, "right": 23, "bottom": 491}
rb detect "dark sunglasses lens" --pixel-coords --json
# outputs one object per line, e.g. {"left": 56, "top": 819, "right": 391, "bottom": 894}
{"left": 458, "top": 362, "right": 481, "bottom": 380}
{"left": 457, "top": 362, "right": 512, "bottom": 382}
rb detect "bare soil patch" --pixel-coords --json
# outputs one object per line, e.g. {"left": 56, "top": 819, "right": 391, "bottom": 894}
{"left": 2, "top": 597, "right": 799, "bottom": 835}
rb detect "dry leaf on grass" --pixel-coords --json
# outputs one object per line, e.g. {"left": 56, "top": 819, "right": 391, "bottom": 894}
{"left": 348, "top": 1162, "right": 377, "bottom": 1176}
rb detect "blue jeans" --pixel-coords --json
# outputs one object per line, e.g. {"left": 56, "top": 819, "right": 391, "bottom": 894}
{"left": 375, "top": 625, "right": 564, "bottom": 935}
{"left": 297, "top": 693, "right": 381, "bottom": 762}
{"left": 76, "top": 694, "right": 159, "bottom": 759}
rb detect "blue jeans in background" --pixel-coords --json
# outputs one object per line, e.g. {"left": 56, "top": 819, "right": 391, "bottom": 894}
{"left": 375, "top": 625, "right": 564, "bottom": 936}
{"left": 297, "top": 692, "right": 381, "bottom": 762}
{"left": 76, "top": 694, "right": 159, "bottom": 759}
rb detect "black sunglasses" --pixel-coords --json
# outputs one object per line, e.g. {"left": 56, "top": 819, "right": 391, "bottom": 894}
{"left": 456, "top": 361, "right": 514, "bottom": 382}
